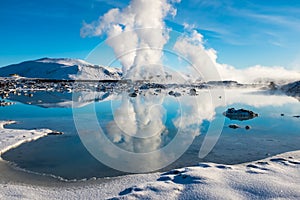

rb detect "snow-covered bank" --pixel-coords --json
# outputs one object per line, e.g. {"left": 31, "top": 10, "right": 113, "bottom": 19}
{"left": 111, "top": 152, "right": 300, "bottom": 199}
{"left": 0, "top": 120, "right": 299, "bottom": 199}
{"left": 0, "top": 151, "right": 299, "bottom": 200}
{"left": 0, "top": 121, "right": 52, "bottom": 156}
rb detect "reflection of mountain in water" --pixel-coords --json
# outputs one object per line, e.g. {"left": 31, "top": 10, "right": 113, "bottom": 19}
{"left": 7, "top": 91, "right": 112, "bottom": 108}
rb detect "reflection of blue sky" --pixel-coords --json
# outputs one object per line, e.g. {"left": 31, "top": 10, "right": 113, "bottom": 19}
{"left": 0, "top": 102, "right": 72, "bottom": 119}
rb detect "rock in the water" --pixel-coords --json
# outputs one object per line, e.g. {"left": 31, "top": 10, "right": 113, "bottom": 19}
{"left": 48, "top": 131, "right": 63, "bottom": 135}
{"left": 129, "top": 92, "right": 137, "bottom": 97}
{"left": 155, "top": 89, "right": 161, "bottom": 93}
{"left": 245, "top": 125, "right": 251, "bottom": 130}
{"left": 168, "top": 91, "right": 175, "bottom": 96}
{"left": 168, "top": 91, "right": 181, "bottom": 97}
{"left": 223, "top": 108, "right": 258, "bottom": 121}
{"left": 174, "top": 92, "right": 181, "bottom": 97}
{"left": 190, "top": 88, "right": 197, "bottom": 96}
{"left": 0, "top": 100, "right": 15, "bottom": 107}
{"left": 229, "top": 124, "right": 240, "bottom": 129}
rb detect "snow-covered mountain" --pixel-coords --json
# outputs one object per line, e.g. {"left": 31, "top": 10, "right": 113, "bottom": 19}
{"left": 0, "top": 58, "right": 122, "bottom": 80}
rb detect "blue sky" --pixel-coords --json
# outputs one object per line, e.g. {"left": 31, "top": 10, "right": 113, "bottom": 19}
{"left": 1, "top": 0, "right": 300, "bottom": 69}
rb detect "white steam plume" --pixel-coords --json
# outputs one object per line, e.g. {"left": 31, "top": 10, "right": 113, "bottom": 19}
{"left": 81, "top": 1, "right": 299, "bottom": 84}
{"left": 174, "top": 28, "right": 300, "bottom": 84}
{"left": 81, "top": 0, "right": 180, "bottom": 81}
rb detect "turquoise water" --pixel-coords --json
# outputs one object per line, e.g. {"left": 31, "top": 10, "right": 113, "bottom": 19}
{"left": 1, "top": 89, "right": 300, "bottom": 180}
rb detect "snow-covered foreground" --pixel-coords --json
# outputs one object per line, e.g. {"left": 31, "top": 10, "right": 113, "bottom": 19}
{"left": 0, "top": 121, "right": 300, "bottom": 200}
{"left": 112, "top": 155, "right": 300, "bottom": 200}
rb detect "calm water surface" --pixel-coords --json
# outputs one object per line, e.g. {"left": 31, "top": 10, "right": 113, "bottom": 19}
{"left": 1, "top": 89, "right": 300, "bottom": 180}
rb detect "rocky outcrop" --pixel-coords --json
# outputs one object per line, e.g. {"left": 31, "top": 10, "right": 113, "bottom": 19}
{"left": 223, "top": 108, "right": 258, "bottom": 121}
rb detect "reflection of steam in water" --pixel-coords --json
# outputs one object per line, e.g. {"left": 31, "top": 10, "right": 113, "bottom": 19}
{"left": 74, "top": 87, "right": 300, "bottom": 173}
{"left": 111, "top": 92, "right": 167, "bottom": 138}
{"left": 173, "top": 92, "right": 216, "bottom": 136}
{"left": 73, "top": 87, "right": 222, "bottom": 172}
{"left": 106, "top": 92, "right": 169, "bottom": 153}
{"left": 89, "top": 90, "right": 218, "bottom": 172}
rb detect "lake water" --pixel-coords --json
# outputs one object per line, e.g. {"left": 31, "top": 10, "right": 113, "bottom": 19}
{"left": 1, "top": 88, "right": 300, "bottom": 180}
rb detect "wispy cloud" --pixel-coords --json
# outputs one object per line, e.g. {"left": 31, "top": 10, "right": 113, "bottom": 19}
{"left": 173, "top": 27, "right": 300, "bottom": 83}
{"left": 236, "top": 10, "right": 300, "bottom": 32}
{"left": 175, "top": 0, "right": 300, "bottom": 47}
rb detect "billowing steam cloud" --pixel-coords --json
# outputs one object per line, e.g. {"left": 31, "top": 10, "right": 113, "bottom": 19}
{"left": 82, "top": 0, "right": 300, "bottom": 83}
{"left": 81, "top": 0, "right": 181, "bottom": 80}
{"left": 174, "top": 29, "right": 221, "bottom": 81}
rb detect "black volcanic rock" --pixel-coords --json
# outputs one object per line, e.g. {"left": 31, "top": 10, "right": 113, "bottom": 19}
{"left": 223, "top": 108, "right": 258, "bottom": 121}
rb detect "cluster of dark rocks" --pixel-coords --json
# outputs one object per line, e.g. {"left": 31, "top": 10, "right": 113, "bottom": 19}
{"left": 223, "top": 108, "right": 258, "bottom": 121}
{"left": 228, "top": 124, "right": 251, "bottom": 130}
{"left": 0, "top": 100, "right": 15, "bottom": 107}
{"left": 224, "top": 108, "right": 258, "bottom": 131}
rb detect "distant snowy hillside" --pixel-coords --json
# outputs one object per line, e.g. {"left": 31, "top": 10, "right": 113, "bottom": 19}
{"left": 281, "top": 80, "right": 300, "bottom": 101}
{"left": 0, "top": 58, "right": 122, "bottom": 80}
